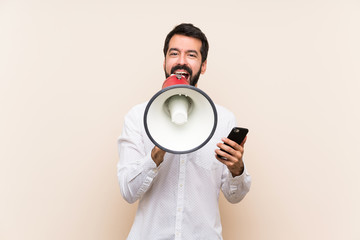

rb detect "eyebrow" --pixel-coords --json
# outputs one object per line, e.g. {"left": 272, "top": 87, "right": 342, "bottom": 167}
{"left": 168, "top": 48, "right": 199, "bottom": 55}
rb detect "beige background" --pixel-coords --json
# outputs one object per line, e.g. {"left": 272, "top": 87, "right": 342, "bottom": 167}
{"left": 1, "top": 0, "right": 359, "bottom": 239}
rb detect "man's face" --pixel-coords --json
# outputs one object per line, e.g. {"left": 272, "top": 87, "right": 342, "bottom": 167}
{"left": 164, "top": 34, "right": 207, "bottom": 86}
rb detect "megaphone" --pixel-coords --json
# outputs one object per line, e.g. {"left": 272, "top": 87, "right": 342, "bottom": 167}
{"left": 144, "top": 74, "right": 217, "bottom": 154}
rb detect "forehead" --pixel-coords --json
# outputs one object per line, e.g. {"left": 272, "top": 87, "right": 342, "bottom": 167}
{"left": 168, "top": 34, "right": 202, "bottom": 53}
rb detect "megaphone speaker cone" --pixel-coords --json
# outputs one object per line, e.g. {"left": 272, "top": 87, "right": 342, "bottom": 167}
{"left": 144, "top": 84, "right": 217, "bottom": 154}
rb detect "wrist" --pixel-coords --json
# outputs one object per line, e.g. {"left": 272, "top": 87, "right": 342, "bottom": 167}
{"left": 230, "top": 161, "right": 244, "bottom": 177}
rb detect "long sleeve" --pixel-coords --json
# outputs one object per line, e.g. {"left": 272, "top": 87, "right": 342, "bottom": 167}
{"left": 220, "top": 163, "right": 252, "bottom": 203}
{"left": 217, "top": 106, "right": 251, "bottom": 203}
{"left": 117, "top": 104, "right": 159, "bottom": 204}
{"left": 117, "top": 103, "right": 251, "bottom": 239}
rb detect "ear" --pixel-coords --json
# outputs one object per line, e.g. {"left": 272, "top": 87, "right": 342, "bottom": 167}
{"left": 200, "top": 60, "right": 207, "bottom": 74}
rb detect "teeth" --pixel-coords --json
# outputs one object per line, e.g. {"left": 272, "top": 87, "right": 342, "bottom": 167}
{"left": 172, "top": 71, "right": 189, "bottom": 80}
{"left": 175, "top": 71, "right": 187, "bottom": 75}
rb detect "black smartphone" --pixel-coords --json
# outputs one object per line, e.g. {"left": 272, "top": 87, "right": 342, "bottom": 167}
{"left": 217, "top": 127, "right": 249, "bottom": 159}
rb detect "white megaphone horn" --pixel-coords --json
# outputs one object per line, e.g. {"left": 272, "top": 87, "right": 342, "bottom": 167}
{"left": 143, "top": 74, "right": 218, "bottom": 154}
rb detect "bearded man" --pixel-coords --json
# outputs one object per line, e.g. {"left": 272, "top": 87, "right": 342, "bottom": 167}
{"left": 117, "top": 23, "right": 251, "bottom": 240}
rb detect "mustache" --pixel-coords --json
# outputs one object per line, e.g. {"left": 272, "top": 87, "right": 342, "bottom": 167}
{"left": 170, "top": 64, "right": 193, "bottom": 76}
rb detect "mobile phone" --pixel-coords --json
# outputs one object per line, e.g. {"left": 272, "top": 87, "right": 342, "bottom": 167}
{"left": 217, "top": 127, "right": 249, "bottom": 159}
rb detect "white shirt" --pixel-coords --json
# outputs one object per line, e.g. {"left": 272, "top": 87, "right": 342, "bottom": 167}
{"left": 117, "top": 102, "right": 251, "bottom": 240}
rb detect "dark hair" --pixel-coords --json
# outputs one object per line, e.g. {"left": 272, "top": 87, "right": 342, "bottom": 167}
{"left": 163, "top": 23, "right": 209, "bottom": 63}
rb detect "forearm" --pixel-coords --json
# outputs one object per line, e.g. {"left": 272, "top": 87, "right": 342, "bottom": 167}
{"left": 221, "top": 164, "right": 251, "bottom": 203}
{"left": 117, "top": 152, "right": 159, "bottom": 203}
{"left": 117, "top": 104, "right": 164, "bottom": 203}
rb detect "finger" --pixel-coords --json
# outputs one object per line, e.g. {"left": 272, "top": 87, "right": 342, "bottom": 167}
{"left": 215, "top": 151, "right": 232, "bottom": 165}
{"left": 217, "top": 141, "right": 243, "bottom": 157}
{"left": 215, "top": 152, "right": 239, "bottom": 171}
{"left": 216, "top": 142, "right": 237, "bottom": 158}
{"left": 215, "top": 148, "right": 227, "bottom": 159}
{"left": 222, "top": 136, "right": 248, "bottom": 149}
{"left": 240, "top": 136, "right": 247, "bottom": 147}
{"left": 215, "top": 147, "right": 237, "bottom": 162}
{"left": 216, "top": 142, "right": 244, "bottom": 164}
{"left": 221, "top": 137, "right": 241, "bottom": 151}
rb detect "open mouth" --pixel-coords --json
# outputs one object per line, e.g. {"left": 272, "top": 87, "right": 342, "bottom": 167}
{"left": 173, "top": 71, "right": 190, "bottom": 81}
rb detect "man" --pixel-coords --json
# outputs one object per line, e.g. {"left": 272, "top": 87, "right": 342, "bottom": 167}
{"left": 117, "top": 23, "right": 251, "bottom": 240}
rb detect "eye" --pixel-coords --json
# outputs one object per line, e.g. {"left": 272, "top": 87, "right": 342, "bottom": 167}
{"left": 169, "top": 52, "right": 178, "bottom": 56}
{"left": 188, "top": 52, "right": 198, "bottom": 58}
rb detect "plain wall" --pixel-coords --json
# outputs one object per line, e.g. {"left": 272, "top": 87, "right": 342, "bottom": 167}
{"left": 1, "top": 0, "right": 359, "bottom": 239}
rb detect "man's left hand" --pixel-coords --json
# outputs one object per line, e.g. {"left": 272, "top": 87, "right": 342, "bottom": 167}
{"left": 215, "top": 137, "right": 247, "bottom": 177}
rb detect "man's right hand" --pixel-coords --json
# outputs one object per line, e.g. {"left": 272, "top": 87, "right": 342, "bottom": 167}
{"left": 151, "top": 146, "right": 166, "bottom": 167}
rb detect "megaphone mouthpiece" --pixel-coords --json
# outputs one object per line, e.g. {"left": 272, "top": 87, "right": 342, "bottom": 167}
{"left": 167, "top": 95, "right": 190, "bottom": 125}
{"left": 162, "top": 74, "right": 189, "bottom": 89}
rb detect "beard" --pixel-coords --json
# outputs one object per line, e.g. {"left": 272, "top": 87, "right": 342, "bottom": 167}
{"left": 165, "top": 64, "right": 202, "bottom": 86}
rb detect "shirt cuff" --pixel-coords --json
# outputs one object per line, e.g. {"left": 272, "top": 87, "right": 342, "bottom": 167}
{"left": 142, "top": 152, "right": 160, "bottom": 178}
{"left": 227, "top": 163, "right": 249, "bottom": 183}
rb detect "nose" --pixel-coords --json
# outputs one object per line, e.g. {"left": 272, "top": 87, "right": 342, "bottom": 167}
{"left": 177, "top": 53, "right": 187, "bottom": 65}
